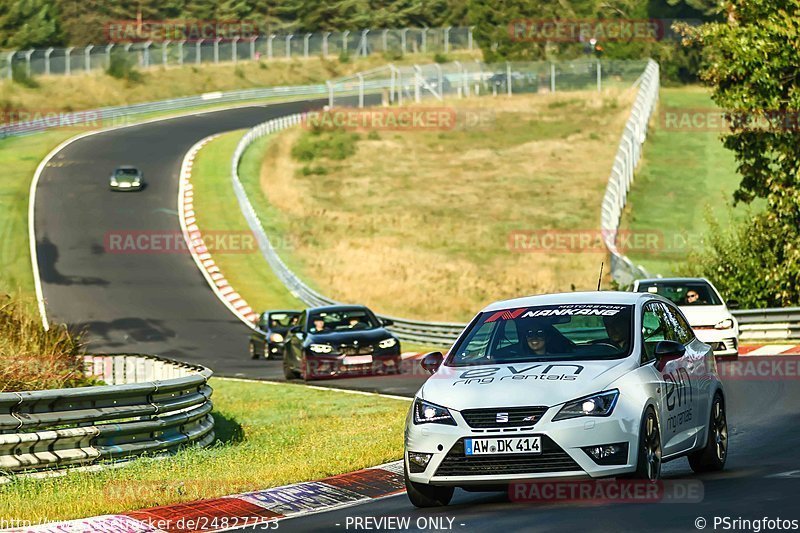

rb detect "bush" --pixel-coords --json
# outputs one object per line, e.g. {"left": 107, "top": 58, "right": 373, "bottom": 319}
{"left": 338, "top": 51, "right": 350, "bottom": 63}
{"left": 106, "top": 49, "right": 142, "bottom": 83}
{"left": 0, "top": 295, "right": 97, "bottom": 392}
{"left": 433, "top": 52, "right": 449, "bottom": 64}
{"left": 11, "top": 63, "right": 39, "bottom": 88}
{"left": 291, "top": 128, "right": 358, "bottom": 162}
{"left": 678, "top": 211, "right": 800, "bottom": 308}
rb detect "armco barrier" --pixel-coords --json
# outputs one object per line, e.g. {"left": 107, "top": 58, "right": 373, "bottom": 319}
{"left": 733, "top": 308, "right": 800, "bottom": 341}
{"left": 0, "top": 354, "right": 213, "bottom": 474}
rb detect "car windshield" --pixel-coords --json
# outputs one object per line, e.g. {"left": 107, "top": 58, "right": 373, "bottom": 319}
{"left": 266, "top": 312, "right": 299, "bottom": 329}
{"left": 308, "top": 309, "right": 380, "bottom": 333}
{"left": 448, "top": 304, "right": 634, "bottom": 366}
{"left": 115, "top": 168, "right": 139, "bottom": 177}
{"left": 636, "top": 281, "right": 721, "bottom": 306}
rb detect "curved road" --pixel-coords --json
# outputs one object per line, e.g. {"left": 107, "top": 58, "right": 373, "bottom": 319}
{"left": 33, "top": 98, "right": 800, "bottom": 530}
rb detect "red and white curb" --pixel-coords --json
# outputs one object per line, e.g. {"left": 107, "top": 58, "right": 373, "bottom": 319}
{"left": 7, "top": 462, "right": 406, "bottom": 532}
{"left": 178, "top": 135, "right": 260, "bottom": 329}
{"left": 739, "top": 344, "right": 800, "bottom": 356}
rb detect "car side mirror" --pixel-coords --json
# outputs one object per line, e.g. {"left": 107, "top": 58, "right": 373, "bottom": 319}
{"left": 420, "top": 352, "right": 444, "bottom": 375}
{"left": 654, "top": 340, "right": 685, "bottom": 369}
{"left": 727, "top": 299, "right": 740, "bottom": 310}
{"left": 382, "top": 318, "right": 394, "bottom": 327}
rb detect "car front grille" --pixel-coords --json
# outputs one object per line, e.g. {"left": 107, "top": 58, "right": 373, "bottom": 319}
{"left": 460, "top": 406, "right": 548, "bottom": 428}
{"left": 341, "top": 345, "right": 374, "bottom": 356}
{"left": 434, "top": 436, "right": 581, "bottom": 477}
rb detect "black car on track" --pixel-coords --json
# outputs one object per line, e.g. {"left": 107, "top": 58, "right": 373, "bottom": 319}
{"left": 249, "top": 310, "right": 301, "bottom": 360}
{"left": 282, "top": 305, "right": 401, "bottom": 380}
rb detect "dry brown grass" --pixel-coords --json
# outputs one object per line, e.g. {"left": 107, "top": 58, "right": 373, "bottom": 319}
{"left": 257, "top": 90, "right": 635, "bottom": 321}
{"left": 0, "top": 51, "right": 480, "bottom": 113}
{"left": 0, "top": 295, "right": 94, "bottom": 392}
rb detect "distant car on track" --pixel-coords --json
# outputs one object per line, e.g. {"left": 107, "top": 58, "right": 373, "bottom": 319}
{"left": 109, "top": 166, "right": 143, "bottom": 191}
{"left": 249, "top": 310, "right": 301, "bottom": 360}
{"left": 404, "top": 291, "right": 727, "bottom": 507}
{"left": 282, "top": 304, "right": 401, "bottom": 380}
{"left": 633, "top": 278, "right": 739, "bottom": 358}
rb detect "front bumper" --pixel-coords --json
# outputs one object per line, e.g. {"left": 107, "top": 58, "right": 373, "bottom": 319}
{"left": 405, "top": 402, "right": 641, "bottom": 486}
{"left": 306, "top": 350, "right": 401, "bottom": 378}
{"left": 109, "top": 183, "right": 143, "bottom": 191}
{"left": 694, "top": 328, "right": 738, "bottom": 357}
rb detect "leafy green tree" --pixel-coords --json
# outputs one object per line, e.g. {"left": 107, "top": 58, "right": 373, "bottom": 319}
{"left": 0, "top": 0, "right": 61, "bottom": 48}
{"left": 680, "top": 0, "right": 800, "bottom": 306}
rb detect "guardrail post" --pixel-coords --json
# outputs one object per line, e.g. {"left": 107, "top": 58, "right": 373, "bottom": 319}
{"left": 195, "top": 40, "right": 203, "bottom": 64}
{"left": 358, "top": 73, "right": 364, "bottom": 108}
{"left": 232, "top": 36, "right": 239, "bottom": 62}
{"left": 342, "top": 30, "right": 350, "bottom": 57}
{"left": 304, "top": 33, "right": 311, "bottom": 58}
{"left": 444, "top": 27, "right": 451, "bottom": 53}
{"left": 360, "top": 29, "right": 369, "bottom": 56}
{"left": 414, "top": 64, "right": 421, "bottom": 103}
{"left": 44, "top": 47, "right": 53, "bottom": 75}
{"left": 285, "top": 34, "right": 293, "bottom": 58}
{"left": 397, "top": 67, "right": 403, "bottom": 105}
{"left": 389, "top": 64, "right": 396, "bottom": 103}
{"left": 550, "top": 62, "right": 556, "bottom": 92}
{"left": 322, "top": 32, "right": 330, "bottom": 56}
{"left": 268, "top": 34, "right": 275, "bottom": 59}
{"left": 65, "top": 47, "right": 73, "bottom": 75}
{"left": 454, "top": 60, "right": 463, "bottom": 98}
{"left": 213, "top": 37, "right": 221, "bottom": 63}
{"left": 327, "top": 80, "right": 334, "bottom": 107}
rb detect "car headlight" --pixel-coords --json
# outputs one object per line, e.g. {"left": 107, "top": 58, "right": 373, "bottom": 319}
{"left": 553, "top": 390, "right": 619, "bottom": 421}
{"left": 413, "top": 398, "right": 456, "bottom": 426}
{"left": 270, "top": 333, "right": 284, "bottom": 343}
{"left": 715, "top": 318, "right": 734, "bottom": 330}
{"left": 378, "top": 337, "right": 397, "bottom": 349}
{"left": 309, "top": 343, "right": 333, "bottom": 354}
{"left": 110, "top": 180, "right": 118, "bottom": 186}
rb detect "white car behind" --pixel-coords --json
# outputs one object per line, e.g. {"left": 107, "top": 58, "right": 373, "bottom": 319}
{"left": 633, "top": 278, "right": 739, "bottom": 358}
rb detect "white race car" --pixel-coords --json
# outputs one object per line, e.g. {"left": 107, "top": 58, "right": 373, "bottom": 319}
{"left": 632, "top": 278, "right": 740, "bottom": 358}
{"left": 404, "top": 291, "right": 728, "bottom": 507}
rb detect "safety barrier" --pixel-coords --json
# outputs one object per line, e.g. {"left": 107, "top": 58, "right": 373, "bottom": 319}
{"left": 0, "top": 354, "right": 213, "bottom": 474}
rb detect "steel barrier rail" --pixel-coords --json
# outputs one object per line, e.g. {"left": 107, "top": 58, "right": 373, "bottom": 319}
{"left": 0, "top": 354, "right": 214, "bottom": 474}
{"left": 732, "top": 308, "right": 800, "bottom": 341}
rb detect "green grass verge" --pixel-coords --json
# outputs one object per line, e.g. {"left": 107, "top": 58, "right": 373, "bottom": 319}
{"left": 619, "top": 86, "right": 756, "bottom": 275}
{"left": 0, "top": 378, "right": 408, "bottom": 522}
{"left": 190, "top": 131, "right": 303, "bottom": 312}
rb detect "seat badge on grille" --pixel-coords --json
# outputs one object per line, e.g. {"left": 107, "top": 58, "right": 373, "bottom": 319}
{"left": 496, "top": 412, "right": 509, "bottom": 423}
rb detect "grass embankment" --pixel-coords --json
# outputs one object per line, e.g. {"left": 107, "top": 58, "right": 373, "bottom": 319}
{"left": 619, "top": 86, "right": 750, "bottom": 275}
{"left": 0, "top": 378, "right": 408, "bottom": 522}
{"left": 0, "top": 296, "right": 94, "bottom": 392}
{"left": 244, "top": 91, "right": 635, "bottom": 322}
{"left": 0, "top": 51, "right": 480, "bottom": 113}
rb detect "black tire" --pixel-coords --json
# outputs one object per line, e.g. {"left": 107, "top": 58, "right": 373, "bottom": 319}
{"left": 630, "top": 406, "right": 662, "bottom": 481}
{"left": 404, "top": 462, "right": 453, "bottom": 507}
{"left": 282, "top": 350, "right": 300, "bottom": 380}
{"left": 689, "top": 393, "right": 728, "bottom": 473}
{"left": 249, "top": 341, "right": 260, "bottom": 360}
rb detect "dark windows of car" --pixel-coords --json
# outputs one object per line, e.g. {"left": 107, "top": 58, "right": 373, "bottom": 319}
{"left": 307, "top": 308, "right": 380, "bottom": 333}
{"left": 448, "top": 304, "right": 634, "bottom": 366}
{"left": 636, "top": 281, "right": 721, "bottom": 306}
{"left": 641, "top": 301, "right": 694, "bottom": 364}
{"left": 115, "top": 168, "right": 140, "bottom": 177}
{"left": 265, "top": 312, "right": 299, "bottom": 329}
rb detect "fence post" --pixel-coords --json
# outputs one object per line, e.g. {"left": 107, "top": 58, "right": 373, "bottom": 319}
{"left": 24, "top": 49, "right": 34, "bottom": 77}
{"left": 304, "top": 33, "right": 311, "bottom": 58}
{"left": 358, "top": 73, "right": 364, "bottom": 108}
{"left": 397, "top": 67, "right": 403, "bottom": 105}
{"left": 550, "top": 62, "right": 556, "bottom": 92}
{"left": 597, "top": 59, "right": 602, "bottom": 92}
{"left": 195, "top": 40, "right": 202, "bottom": 64}
{"left": 468, "top": 27, "right": 474, "bottom": 50}
{"left": 342, "top": 30, "right": 350, "bottom": 57}
{"left": 65, "top": 47, "right": 73, "bottom": 75}
{"left": 421, "top": 28, "right": 428, "bottom": 54}
{"left": 322, "top": 32, "right": 330, "bottom": 56}
{"left": 268, "top": 34, "right": 275, "bottom": 59}
{"left": 444, "top": 27, "right": 451, "bottom": 53}
{"left": 178, "top": 40, "right": 185, "bottom": 65}
{"left": 285, "top": 34, "right": 293, "bottom": 58}
{"left": 142, "top": 41, "right": 151, "bottom": 68}
{"left": 250, "top": 36, "right": 256, "bottom": 60}
{"left": 434, "top": 63, "right": 444, "bottom": 99}
{"left": 401, "top": 29, "right": 408, "bottom": 55}
{"left": 163, "top": 40, "right": 170, "bottom": 66}
{"left": 389, "top": 63, "right": 396, "bottom": 103}
{"left": 214, "top": 37, "right": 221, "bottom": 63}
{"left": 382, "top": 29, "right": 389, "bottom": 52}
{"left": 44, "top": 47, "right": 53, "bottom": 75}
{"left": 454, "top": 60, "right": 463, "bottom": 98}
{"left": 414, "top": 64, "right": 421, "bottom": 103}
{"left": 360, "top": 29, "right": 369, "bottom": 56}
{"left": 506, "top": 61, "right": 512, "bottom": 96}
{"left": 326, "top": 80, "right": 333, "bottom": 107}
{"left": 232, "top": 37, "right": 239, "bottom": 62}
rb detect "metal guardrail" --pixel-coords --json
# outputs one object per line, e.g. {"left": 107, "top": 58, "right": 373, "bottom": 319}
{"left": 733, "top": 308, "right": 800, "bottom": 341}
{"left": 0, "top": 354, "right": 213, "bottom": 474}
{"left": 600, "top": 59, "right": 659, "bottom": 286}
